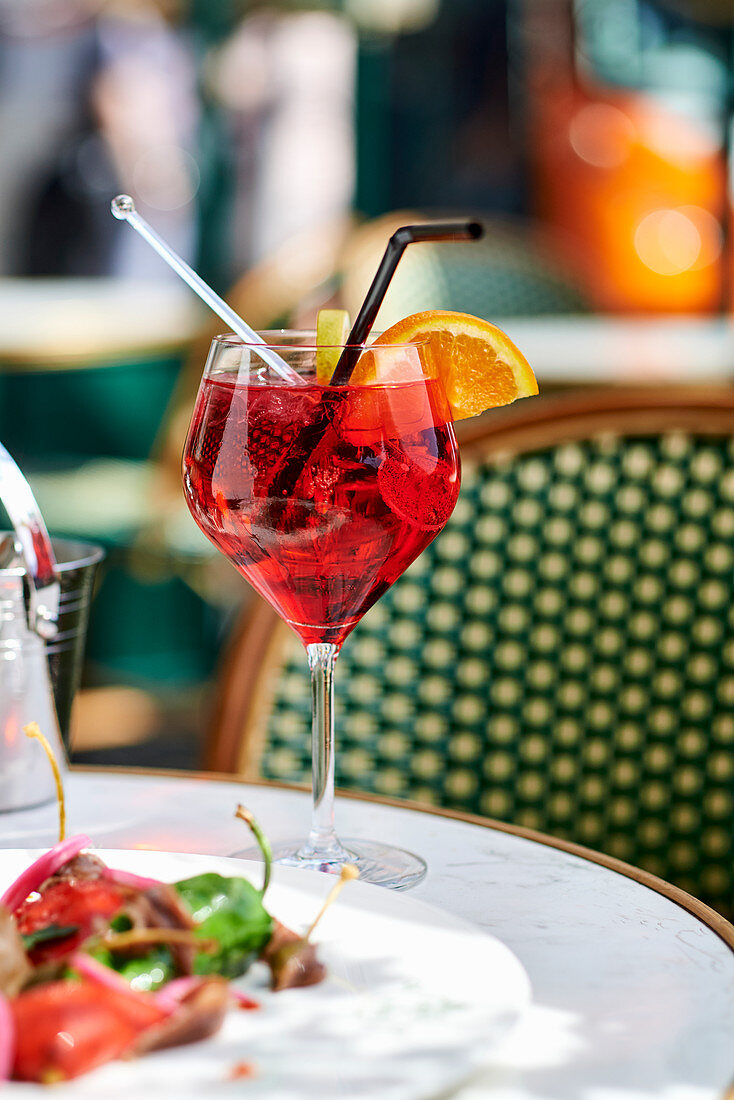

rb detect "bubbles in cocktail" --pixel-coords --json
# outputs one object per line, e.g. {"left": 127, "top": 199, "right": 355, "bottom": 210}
{"left": 249, "top": 387, "right": 322, "bottom": 430}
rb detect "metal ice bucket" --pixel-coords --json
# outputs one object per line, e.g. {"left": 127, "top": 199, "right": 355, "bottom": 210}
{"left": 0, "top": 442, "right": 102, "bottom": 812}
{"left": 40, "top": 539, "right": 104, "bottom": 747}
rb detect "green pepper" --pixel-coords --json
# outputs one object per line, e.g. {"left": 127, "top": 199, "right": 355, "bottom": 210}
{"left": 174, "top": 874, "right": 273, "bottom": 979}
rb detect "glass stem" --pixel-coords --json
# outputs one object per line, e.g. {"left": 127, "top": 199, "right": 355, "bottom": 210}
{"left": 302, "top": 642, "right": 348, "bottom": 860}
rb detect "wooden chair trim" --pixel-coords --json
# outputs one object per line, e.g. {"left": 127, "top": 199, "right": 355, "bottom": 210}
{"left": 71, "top": 764, "right": 734, "bottom": 955}
{"left": 457, "top": 386, "right": 734, "bottom": 456}
{"left": 204, "top": 597, "right": 288, "bottom": 777}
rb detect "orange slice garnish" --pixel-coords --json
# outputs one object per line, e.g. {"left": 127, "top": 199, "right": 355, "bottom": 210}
{"left": 367, "top": 309, "right": 537, "bottom": 421}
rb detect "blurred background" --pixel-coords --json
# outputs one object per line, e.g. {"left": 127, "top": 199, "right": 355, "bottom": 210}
{"left": 2, "top": 0, "right": 734, "bottom": 769}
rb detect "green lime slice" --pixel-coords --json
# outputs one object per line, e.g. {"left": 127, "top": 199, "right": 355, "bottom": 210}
{"left": 316, "top": 309, "right": 351, "bottom": 384}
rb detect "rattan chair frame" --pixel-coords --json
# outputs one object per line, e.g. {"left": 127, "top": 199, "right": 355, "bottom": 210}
{"left": 205, "top": 385, "right": 734, "bottom": 777}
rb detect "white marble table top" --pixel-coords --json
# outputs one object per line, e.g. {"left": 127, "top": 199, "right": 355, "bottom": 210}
{"left": 1, "top": 768, "right": 733, "bottom": 1100}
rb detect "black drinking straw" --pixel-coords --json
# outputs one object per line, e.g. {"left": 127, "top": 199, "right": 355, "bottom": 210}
{"left": 269, "top": 219, "right": 482, "bottom": 498}
{"left": 328, "top": 219, "right": 484, "bottom": 386}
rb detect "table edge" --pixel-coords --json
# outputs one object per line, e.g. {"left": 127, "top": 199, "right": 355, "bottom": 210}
{"left": 0, "top": 337, "right": 187, "bottom": 371}
{"left": 70, "top": 765, "right": 734, "bottom": 955}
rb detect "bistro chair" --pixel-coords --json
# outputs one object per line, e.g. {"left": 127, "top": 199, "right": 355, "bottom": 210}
{"left": 339, "top": 211, "right": 589, "bottom": 328}
{"left": 206, "top": 389, "right": 734, "bottom": 916}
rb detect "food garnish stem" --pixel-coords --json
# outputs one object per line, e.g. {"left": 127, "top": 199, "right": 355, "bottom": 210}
{"left": 24, "top": 722, "right": 65, "bottom": 841}
{"left": 101, "top": 928, "right": 217, "bottom": 951}
{"left": 305, "top": 864, "right": 359, "bottom": 941}
{"left": 235, "top": 805, "right": 272, "bottom": 897}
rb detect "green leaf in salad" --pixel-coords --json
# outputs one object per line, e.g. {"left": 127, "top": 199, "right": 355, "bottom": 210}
{"left": 174, "top": 874, "right": 273, "bottom": 979}
{"left": 85, "top": 913, "right": 177, "bottom": 991}
{"left": 74, "top": 874, "right": 272, "bottom": 988}
{"left": 87, "top": 942, "right": 176, "bottom": 992}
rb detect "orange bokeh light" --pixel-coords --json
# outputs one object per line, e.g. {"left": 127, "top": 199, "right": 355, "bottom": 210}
{"left": 634, "top": 206, "right": 722, "bottom": 277}
{"left": 529, "top": 79, "right": 726, "bottom": 313}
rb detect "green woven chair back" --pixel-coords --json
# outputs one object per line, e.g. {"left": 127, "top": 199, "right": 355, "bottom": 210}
{"left": 256, "top": 398, "right": 734, "bottom": 916}
{"left": 341, "top": 218, "right": 589, "bottom": 329}
{"left": 372, "top": 239, "right": 589, "bottom": 326}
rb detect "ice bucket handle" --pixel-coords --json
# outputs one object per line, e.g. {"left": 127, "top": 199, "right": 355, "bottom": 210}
{"left": 0, "top": 441, "right": 60, "bottom": 639}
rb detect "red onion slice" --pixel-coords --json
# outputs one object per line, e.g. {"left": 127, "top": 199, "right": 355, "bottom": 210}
{"left": 104, "top": 868, "right": 162, "bottom": 891}
{"left": 154, "top": 976, "right": 200, "bottom": 1011}
{"left": 0, "top": 835, "right": 91, "bottom": 913}
{"left": 70, "top": 952, "right": 172, "bottom": 1011}
{"left": 0, "top": 991, "right": 14, "bottom": 1080}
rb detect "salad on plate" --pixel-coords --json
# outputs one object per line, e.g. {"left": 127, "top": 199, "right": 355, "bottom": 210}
{"left": 0, "top": 728, "right": 350, "bottom": 1085}
{"left": 0, "top": 727, "right": 531, "bottom": 1099}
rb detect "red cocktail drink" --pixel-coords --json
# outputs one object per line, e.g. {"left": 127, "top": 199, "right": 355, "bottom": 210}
{"left": 182, "top": 334, "right": 460, "bottom": 887}
{"left": 184, "top": 375, "right": 459, "bottom": 647}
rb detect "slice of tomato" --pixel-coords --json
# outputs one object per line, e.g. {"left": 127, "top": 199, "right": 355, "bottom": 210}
{"left": 15, "top": 880, "right": 126, "bottom": 962}
{"left": 11, "top": 979, "right": 168, "bottom": 1082}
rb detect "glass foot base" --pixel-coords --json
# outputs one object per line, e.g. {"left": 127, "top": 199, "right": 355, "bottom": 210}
{"left": 232, "top": 838, "right": 427, "bottom": 891}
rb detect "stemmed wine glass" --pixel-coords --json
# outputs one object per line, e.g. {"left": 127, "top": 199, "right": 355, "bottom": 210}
{"left": 182, "top": 332, "right": 460, "bottom": 889}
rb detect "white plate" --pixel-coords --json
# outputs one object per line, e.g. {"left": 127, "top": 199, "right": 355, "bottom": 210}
{"left": 2, "top": 849, "right": 530, "bottom": 1100}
